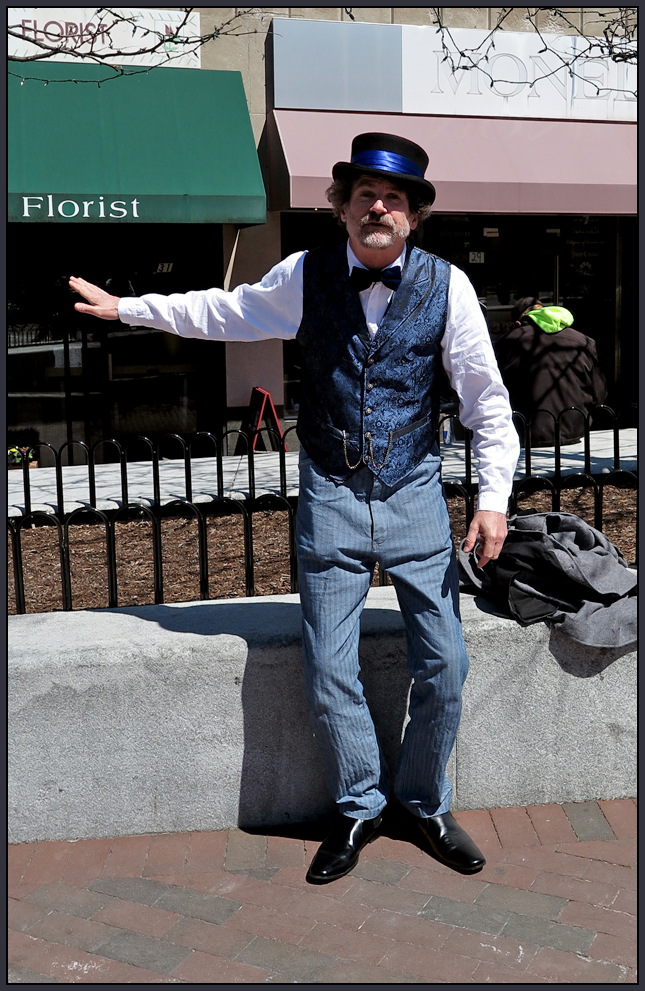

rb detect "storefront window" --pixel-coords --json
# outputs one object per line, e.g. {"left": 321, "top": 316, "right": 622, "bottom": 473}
{"left": 8, "top": 223, "right": 227, "bottom": 459}
{"left": 422, "top": 214, "right": 636, "bottom": 406}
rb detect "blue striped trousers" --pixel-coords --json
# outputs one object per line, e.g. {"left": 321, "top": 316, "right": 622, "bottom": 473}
{"left": 296, "top": 447, "right": 470, "bottom": 820}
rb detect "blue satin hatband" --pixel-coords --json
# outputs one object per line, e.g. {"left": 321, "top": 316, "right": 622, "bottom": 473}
{"left": 350, "top": 149, "right": 424, "bottom": 179}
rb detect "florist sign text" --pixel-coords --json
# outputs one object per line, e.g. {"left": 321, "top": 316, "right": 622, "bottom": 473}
{"left": 9, "top": 7, "right": 201, "bottom": 68}
{"left": 21, "top": 195, "right": 140, "bottom": 219}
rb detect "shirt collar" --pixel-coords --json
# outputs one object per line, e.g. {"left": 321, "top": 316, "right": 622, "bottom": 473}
{"left": 346, "top": 241, "right": 407, "bottom": 274}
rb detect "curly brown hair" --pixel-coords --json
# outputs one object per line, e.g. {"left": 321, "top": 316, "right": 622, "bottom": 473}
{"left": 325, "top": 176, "right": 433, "bottom": 224}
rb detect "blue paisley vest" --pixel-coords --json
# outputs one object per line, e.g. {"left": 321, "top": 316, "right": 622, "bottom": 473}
{"left": 296, "top": 242, "right": 451, "bottom": 487}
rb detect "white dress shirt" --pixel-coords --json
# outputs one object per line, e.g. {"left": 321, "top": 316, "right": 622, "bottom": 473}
{"left": 118, "top": 244, "right": 519, "bottom": 513}
{"left": 348, "top": 242, "right": 407, "bottom": 338}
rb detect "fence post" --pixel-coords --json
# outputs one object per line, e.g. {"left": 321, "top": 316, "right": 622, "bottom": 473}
{"left": 8, "top": 521, "right": 25, "bottom": 615}
{"left": 106, "top": 517, "right": 118, "bottom": 608}
{"left": 88, "top": 443, "right": 97, "bottom": 508}
{"left": 55, "top": 446, "right": 65, "bottom": 519}
{"left": 119, "top": 443, "right": 129, "bottom": 507}
{"left": 60, "top": 519, "right": 72, "bottom": 611}
{"left": 216, "top": 433, "right": 224, "bottom": 499}
{"left": 198, "top": 508, "right": 209, "bottom": 600}
{"left": 152, "top": 512, "right": 164, "bottom": 604}
{"left": 184, "top": 444, "right": 193, "bottom": 504}
{"left": 152, "top": 444, "right": 161, "bottom": 509}
{"left": 243, "top": 504, "right": 254, "bottom": 597}
{"left": 248, "top": 435, "right": 256, "bottom": 502}
{"left": 21, "top": 450, "right": 32, "bottom": 519}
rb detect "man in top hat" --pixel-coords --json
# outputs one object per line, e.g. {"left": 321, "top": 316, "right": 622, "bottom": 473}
{"left": 70, "top": 132, "right": 519, "bottom": 884}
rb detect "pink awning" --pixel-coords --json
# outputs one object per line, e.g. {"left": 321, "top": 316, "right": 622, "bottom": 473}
{"left": 268, "top": 110, "right": 636, "bottom": 214}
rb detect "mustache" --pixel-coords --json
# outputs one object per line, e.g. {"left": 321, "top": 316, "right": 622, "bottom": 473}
{"left": 359, "top": 213, "right": 396, "bottom": 230}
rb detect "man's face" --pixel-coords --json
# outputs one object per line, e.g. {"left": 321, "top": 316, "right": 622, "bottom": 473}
{"left": 340, "top": 176, "right": 418, "bottom": 251}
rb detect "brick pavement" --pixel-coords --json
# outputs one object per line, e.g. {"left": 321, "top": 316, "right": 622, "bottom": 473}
{"left": 8, "top": 799, "right": 637, "bottom": 984}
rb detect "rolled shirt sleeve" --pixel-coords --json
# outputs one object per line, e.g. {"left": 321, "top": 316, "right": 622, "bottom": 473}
{"left": 443, "top": 266, "right": 520, "bottom": 514}
{"left": 117, "top": 251, "right": 306, "bottom": 342}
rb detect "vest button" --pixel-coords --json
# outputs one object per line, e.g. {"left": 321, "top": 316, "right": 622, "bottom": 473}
{"left": 366, "top": 383, "right": 373, "bottom": 391}
{"left": 367, "top": 358, "right": 375, "bottom": 365}
{"left": 365, "top": 407, "right": 372, "bottom": 415}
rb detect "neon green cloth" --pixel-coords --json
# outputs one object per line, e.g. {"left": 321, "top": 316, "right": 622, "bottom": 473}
{"left": 527, "top": 306, "right": 574, "bottom": 334}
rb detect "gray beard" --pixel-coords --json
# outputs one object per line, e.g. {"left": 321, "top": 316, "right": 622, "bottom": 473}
{"left": 358, "top": 224, "right": 409, "bottom": 249}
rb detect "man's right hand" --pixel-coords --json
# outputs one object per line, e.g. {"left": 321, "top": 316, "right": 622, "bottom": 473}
{"left": 69, "top": 277, "right": 121, "bottom": 320}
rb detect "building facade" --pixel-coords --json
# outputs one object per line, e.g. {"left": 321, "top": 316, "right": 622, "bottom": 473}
{"left": 8, "top": 7, "right": 637, "bottom": 456}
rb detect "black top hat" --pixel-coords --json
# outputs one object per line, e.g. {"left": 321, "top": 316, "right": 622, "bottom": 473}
{"left": 332, "top": 132, "right": 436, "bottom": 205}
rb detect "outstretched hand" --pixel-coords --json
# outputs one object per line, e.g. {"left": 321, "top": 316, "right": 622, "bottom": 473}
{"left": 69, "top": 277, "right": 121, "bottom": 320}
{"left": 462, "top": 510, "right": 508, "bottom": 569}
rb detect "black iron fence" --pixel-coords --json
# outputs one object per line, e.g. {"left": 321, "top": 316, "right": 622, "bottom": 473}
{"left": 8, "top": 406, "right": 637, "bottom": 614}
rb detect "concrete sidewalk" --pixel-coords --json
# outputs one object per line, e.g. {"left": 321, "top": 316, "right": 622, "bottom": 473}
{"left": 8, "top": 799, "right": 636, "bottom": 984}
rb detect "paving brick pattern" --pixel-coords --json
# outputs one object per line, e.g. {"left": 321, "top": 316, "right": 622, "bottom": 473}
{"left": 8, "top": 800, "right": 637, "bottom": 984}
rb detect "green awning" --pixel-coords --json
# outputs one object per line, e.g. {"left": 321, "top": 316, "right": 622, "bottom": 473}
{"left": 9, "top": 62, "right": 266, "bottom": 223}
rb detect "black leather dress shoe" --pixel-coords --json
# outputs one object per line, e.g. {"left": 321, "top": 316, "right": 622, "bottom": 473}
{"left": 416, "top": 811, "right": 485, "bottom": 874}
{"left": 306, "top": 814, "right": 382, "bottom": 884}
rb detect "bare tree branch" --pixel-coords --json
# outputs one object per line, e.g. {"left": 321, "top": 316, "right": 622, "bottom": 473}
{"left": 8, "top": 8, "right": 264, "bottom": 82}
{"left": 8, "top": 7, "right": 637, "bottom": 95}
{"left": 428, "top": 7, "right": 637, "bottom": 97}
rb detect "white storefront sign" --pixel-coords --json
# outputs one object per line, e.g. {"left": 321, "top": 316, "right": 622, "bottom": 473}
{"left": 401, "top": 26, "right": 636, "bottom": 122}
{"left": 272, "top": 19, "right": 636, "bottom": 123}
{"left": 21, "top": 195, "right": 140, "bottom": 218}
{"left": 8, "top": 7, "right": 201, "bottom": 68}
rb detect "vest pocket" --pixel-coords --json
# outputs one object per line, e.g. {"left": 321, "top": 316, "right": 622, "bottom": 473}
{"left": 389, "top": 412, "right": 432, "bottom": 440}
{"left": 326, "top": 424, "right": 346, "bottom": 440}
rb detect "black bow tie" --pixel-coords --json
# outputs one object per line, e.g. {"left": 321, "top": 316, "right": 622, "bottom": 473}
{"left": 349, "top": 266, "right": 402, "bottom": 293}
